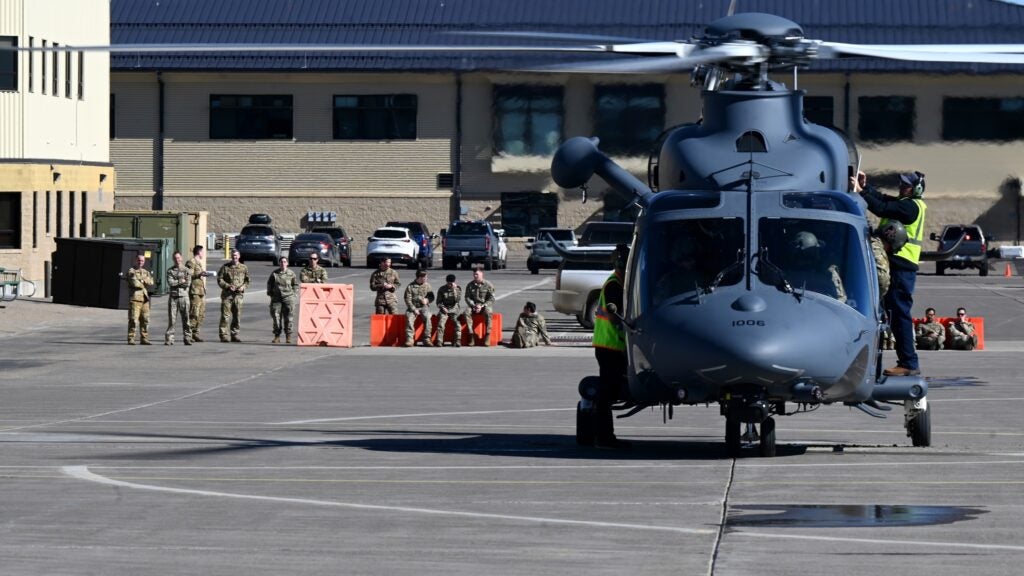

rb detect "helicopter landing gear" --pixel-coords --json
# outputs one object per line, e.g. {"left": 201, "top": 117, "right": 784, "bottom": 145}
{"left": 722, "top": 393, "right": 780, "bottom": 458}
{"left": 759, "top": 417, "right": 777, "bottom": 457}
{"left": 905, "top": 396, "right": 931, "bottom": 447}
{"left": 725, "top": 417, "right": 741, "bottom": 457}
{"left": 576, "top": 400, "right": 596, "bottom": 446}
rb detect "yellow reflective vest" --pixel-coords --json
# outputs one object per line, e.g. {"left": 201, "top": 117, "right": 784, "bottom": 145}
{"left": 881, "top": 198, "right": 926, "bottom": 265}
{"left": 592, "top": 273, "right": 626, "bottom": 352}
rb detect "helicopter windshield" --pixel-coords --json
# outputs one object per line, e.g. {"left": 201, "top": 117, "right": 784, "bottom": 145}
{"left": 757, "top": 218, "right": 871, "bottom": 316}
{"left": 643, "top": 217, "right": 745, "bottom": 307}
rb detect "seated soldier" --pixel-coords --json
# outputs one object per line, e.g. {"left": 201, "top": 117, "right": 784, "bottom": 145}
{"left": 915, "top": 307, "right": 945, "bottom": 350}
{"left": 948, "top": 307, "right": 979, "bottom": 350}
{"left": 510, "top": 302, "right": 552, "bottom": 348}
{"left": 785, "top": 231, "right": 847, "bottom": 303}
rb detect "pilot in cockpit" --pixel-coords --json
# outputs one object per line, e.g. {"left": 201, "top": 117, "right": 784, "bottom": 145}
{"left": 652, "top": 236, "right": 700, "bottom": 305}
{"left": 785, "top": 231, "right": 847, "bottom": 303}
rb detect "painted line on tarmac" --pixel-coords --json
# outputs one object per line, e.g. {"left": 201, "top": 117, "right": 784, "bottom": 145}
{"left": 733, "top": 530, "right": 1024, "bottom": 553}
{"left": 494, "top": 278, "right": 551, "bottom": 300}
{"left": 63, "top": 466, "right": 715, "bottom": 537}
{"left": 275, "top": 407, "right": 573, "bottom": 425}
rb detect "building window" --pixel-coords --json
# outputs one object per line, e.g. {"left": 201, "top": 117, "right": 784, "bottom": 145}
{"left": 0, "top": 37, "right": 17, "bottom": 91}
{"left": 65, "top": 50, "right": 71, "bottom": 98}
{"left": 41, "top": 40, "right": 46, "bottom": 95}
{"left": 943, "top": 97, "right": 1024, "bottom": 141}
{"left": 209, "top": 95, "right": 293, "bottom": 139}
{"left": 593, "top": 84, "right": 665, "bottom": 156}
{"left": 28, "top": 37, "right": 34, "bottom": 92}
{"left": 500, "top": 192, "right": 558, "bottom": 237}
{"left": 804, "top": 96, "right": 835, "bottom": 126}
{"left": 77, "top": 51, "right": 84, "bottom": 100}
{"left": 69, "top": 192, "right": 75, "bottom": 238}
{"left": 332, "top": 94, "right": 417, "bottom": 140}
{"left": 52, "top": 43, "right": 59, "bottom": 96}
{"left": 858, "top": 96, "right": 915, "bottom": 142}
{"left": 0, "top": 193, "right": 20, "bottom": 248}
{"left": 56, "top": 191, "right": 62, "bottom": 238}
{"left": 80, "top": 191, "right": 87, "bottom": 236}
{"left": 494, "top": 86, "right": 563, "bottom": 156}
{"left": 32, "top": 192, "right": 38, "bottom": 248}
{"left": 109, "top": 94, "right": 116, "bottom": 138}
{"left": 45, "top": 191, "right": 51, "bottom": 234}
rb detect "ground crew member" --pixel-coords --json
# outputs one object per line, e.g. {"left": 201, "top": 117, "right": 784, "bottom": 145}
{"left": 186, "top": 245, "right": 208, "bottom": 342}
{"left": 589, "top": 244, "right": 630, "bottom": 449}
{"left": 854, "top": 170, "right": 927, "bottom": 376}
{"left": 370, "top": 257, "right": 400, "bottom": 314}
{"left": 267, "top": 256, "right": 298, "bottom": 344}
{"left": 403, "top": 269, "right": 435, "bottom": 347}
{"left": 915, "top": 308, "right": 945, "bottom": 350}
{"left": 126, "top": 253, "right": 155, "bottom": 345}
{"left": 300, "top": 253, "right": 328, "bottom": 284}
{"left": 510, "top": 302, "right": 551, "bottom": 348}
{"left": 165, "top": 251, "right": 193, "bottom": 346}
{"left": 217, "top": 249, "right": 251, "bottom": 343}
{"left": 948, "top": 307, "right": 979, "bottom": 350}
{"left": 461, "top": 268, "right": 496, "bottom": 346}
{"left": 435, "top": 274, "right": 462, "bottom": 347}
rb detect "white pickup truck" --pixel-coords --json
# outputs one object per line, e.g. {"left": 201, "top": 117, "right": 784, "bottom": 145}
{"left": 548, "top": 222, "right": 633, "bottom": 329}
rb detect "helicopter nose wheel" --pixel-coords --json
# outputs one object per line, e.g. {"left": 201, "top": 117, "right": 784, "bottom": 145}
{"left": 758, "top": 417, "right": 776, "bottom": 457}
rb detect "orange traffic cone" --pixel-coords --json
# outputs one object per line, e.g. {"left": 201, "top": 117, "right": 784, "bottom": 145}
{"left": 1006, "top": 263, "right": 1013, "bottom": 278}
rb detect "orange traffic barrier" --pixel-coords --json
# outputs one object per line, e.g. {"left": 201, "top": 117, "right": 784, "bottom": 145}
{"left": 912, "top": 316, "right": 984, "bottom": 350}
{"left": 297, "top": 283, "right": 354, "bottom": 347}
{"left": 371, "top": 313, "right": 503, "bottom": 346}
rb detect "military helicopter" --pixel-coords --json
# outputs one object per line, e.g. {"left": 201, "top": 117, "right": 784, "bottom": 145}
{"left": 11, "top": 11, "right": 1023, "bottom": 457}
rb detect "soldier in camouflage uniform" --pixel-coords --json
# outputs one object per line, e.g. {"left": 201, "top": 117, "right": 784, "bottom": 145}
{"left": 267, "top": 256, "right": 299, "bottom": 344}
{"left": 186, "top": 245, "right": 209, "bottom": 342}
{"left": 461, "top": 268, "right": 497, "bottom": 346}
{"left": 915, "top": 307, "right": 945, "bottom": 350}
{"left": 369, "top": 257, "right": 401, "bottom": 314}
{"left": 510, "top": 302, "right": 552, "bottom": 348}
{"left": 126, "top": 253, "right": 155, "bottom": 345}
{"left": 403, "top": 269, "right": 436, "bottom": 347}
{"left": 300, "top": 253, "right": 328, "bottom": 284}
{"left": 435, "top": 274, "right": 462, "bottom": 347}
{"left": 165, "top": 251, "right": 194, "bottom": 346}
{"left": 217, "top": 249, "right": 251, "bottom": 342}
{"left": 948, "top": 307, "right": 979, "bottom": 350}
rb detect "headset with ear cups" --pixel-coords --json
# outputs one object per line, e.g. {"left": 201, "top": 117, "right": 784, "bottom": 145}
{"left": 912, "top": 171, "right": 925, "bottom": 197}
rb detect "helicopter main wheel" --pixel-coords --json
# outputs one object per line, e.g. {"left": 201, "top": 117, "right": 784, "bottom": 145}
{"left": 725, "top": 417, "right": 741, "bottom": 458}
{"left": 576, "top": 401, "right": 596, "bottom": 446}
{"left": 758, "top": 417, "right": 777, "bottom": 457}
{"left": 907, "top": 398, "right": 931, "bottom": 447}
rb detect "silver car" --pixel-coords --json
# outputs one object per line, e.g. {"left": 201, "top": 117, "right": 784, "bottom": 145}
{"left": 235, "top": 224, "right": 281, "bottom": 264}
{"left": 527, "top": 228, "right": 577, "bottom": 274}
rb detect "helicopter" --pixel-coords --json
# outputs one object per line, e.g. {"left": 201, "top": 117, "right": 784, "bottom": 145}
{"left": 10, "top": 11, "right": 1024, "bottom": 457}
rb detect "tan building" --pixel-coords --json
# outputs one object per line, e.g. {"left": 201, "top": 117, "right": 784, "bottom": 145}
{"left": 107, "top": 1, "right": 1024, "bottom": 248}
{"left": 0, "top": 0, "right": 114, "bottom": 292}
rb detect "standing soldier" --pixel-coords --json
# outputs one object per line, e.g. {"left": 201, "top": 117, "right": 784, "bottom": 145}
{"left": 300, "top": 252, "right": 328, "bottom": 284}
{"left": 403, "top": 269, "right": 435, "bottom": 347}
{"left": 267, "top": 256, "right": 299, "bottom": 344}
{"left": 461, "top": 268, "right": 496, "bottom": 346}
{"left": 217, "top": 249, "right": 250, "bottom": 342}
{"left": 510, "top": 302, "right": 552, "bottom": 348}
{"left": 587, "top": 244, "right": 631, "bottom": 449}
{"left": 126, "top": 253, "right": 155, "bottom": 345}
{"left": 435, "top": 274, "right": 462, "bottom": 347}
{"left": 370, "top": 257, "right": 400, "bottom": 314}
{"left": 165, "top": 251, "right": 193, "bottom": 346}
{"left": 185, "top": 245, "right": 208, "bottom": 342}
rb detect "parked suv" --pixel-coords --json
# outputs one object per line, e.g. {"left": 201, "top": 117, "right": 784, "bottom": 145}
{"left": 367, "top": 227, "right": 419, "bottom": 269}
{"left": 289, "top": 233, "right": 341, "bottom": 267}
{"left": 236, "top": 223, "right": 281, "bottom": 264}
{"left": 386, "top": 221, "right": 437, "bottom": 268}
{"left": 932, "top": 224, "right": 992, "bottom": 276}
{"left": 527, "top": 228, "right": 577, "bottom": 274}
{"left": 310, "top": 225, "right": 352, "bottom": 267}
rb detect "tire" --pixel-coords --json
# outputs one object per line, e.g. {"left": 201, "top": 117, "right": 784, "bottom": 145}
{"left": 980, "top": 264, "right": 989, "bottom": 277}
{"left": 343, "top": 259, "right": 352, "bottom": 268}
{"left": 576, "top": 401, "right": 596, "bottom": 446}
{"left": 484, "top": 256, "right": 493, "bottom": 271}
{"left": 442, "top": 258, "right": 454, "bottom": 270}
{"left": 529, "top": 266, "right": 539, "bottom": 275}
{"left": 909, "top": 402, "right": 931, "bottom": 447}
{"left": 758, "top": 417, "right": 777, "bottom": 457}
{"left": 935, "top": 263, "right": 945, "bottom": 276}
{"left": 579, "top": 294, "right": 599, "bottom": 330}
{"left": 725, "top": 417, "right": 741, "bottom": 458}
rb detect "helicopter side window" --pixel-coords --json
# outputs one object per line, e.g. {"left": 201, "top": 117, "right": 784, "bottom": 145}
{"left": 757, "top": 218, "right": 871, "bottom": 316}
{"left": 644, "top": 217, "right": 744, "bottom": 307}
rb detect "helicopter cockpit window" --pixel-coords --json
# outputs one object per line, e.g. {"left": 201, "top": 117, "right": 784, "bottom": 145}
{"left": 644, "top": 217, "right": 744, "bottom": 307}
{"left": 757, "top": 218, "right": 871, "bottom": 316}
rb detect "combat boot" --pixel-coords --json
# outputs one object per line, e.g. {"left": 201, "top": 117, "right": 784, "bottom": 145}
{"left": 482, "top": 333, "right": 492, "bottom": 347}
{"left": 184, "top": 340, "right": 192, "bottom": 346}
{"left": 165, "top": 340, "right": 173, "bottom": 346}
{"left": 192, "top": 335, "right": 204, "bottom": 342}
{"left": 453, "top": 335, "right": 462, "bottom": 348}
{"left": 285, "top": 334, "right": 293, "bottom": 344}
{"left": 231, "top": 336, "right": 242, "bottom": 343}
{"left": 402, "top": 339, "right": 413, "bottom": 347}
{"left": 220, "top": 336, "right": 230, "bottom": 343}
{"left": 272, "top": 335, "right": 281, "bottom": 344}
{"left": 141, "top": 339, "right": 152, "bottom": 345}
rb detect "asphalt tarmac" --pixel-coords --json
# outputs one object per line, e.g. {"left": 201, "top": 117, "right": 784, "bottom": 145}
{"left": 1, "top": 260, "right": 1023, "bottom": 575}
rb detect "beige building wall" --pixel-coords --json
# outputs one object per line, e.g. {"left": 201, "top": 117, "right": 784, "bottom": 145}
{"left": 0, "top": 0, "right": 114, "bottom": 295}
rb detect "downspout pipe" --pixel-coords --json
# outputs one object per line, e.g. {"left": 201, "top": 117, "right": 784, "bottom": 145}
{"left": 453, "top": 72, "right": 463, "bottom": 223}
{"left": 155, "top": 71, "right": 165, "bottom": 210}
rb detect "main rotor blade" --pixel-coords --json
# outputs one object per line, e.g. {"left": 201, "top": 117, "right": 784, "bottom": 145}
{"left": 451, "top": 30, "right": 655, "bottom": 45}
{"left": 7, "top": 43, "right": 608, "bottom": 54}
{"left": 529, "top": 43, "right": 763, "bottom": 74}
{"left": 820, "top": 42, "right": 1024, "bottom": 64}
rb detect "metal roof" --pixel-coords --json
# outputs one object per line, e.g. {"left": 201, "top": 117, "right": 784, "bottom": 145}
{"left": 110, "top": 0, "right": 1024, "bottom": 72}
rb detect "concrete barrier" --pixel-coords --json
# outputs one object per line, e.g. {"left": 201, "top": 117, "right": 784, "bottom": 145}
{"left": 371, "top": 313, "right": 503, "bottom": 346}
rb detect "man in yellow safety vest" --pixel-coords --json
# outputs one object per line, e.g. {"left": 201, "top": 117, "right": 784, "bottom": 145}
{"left": 590, "top": 244, "right": 631, "bottom": 449}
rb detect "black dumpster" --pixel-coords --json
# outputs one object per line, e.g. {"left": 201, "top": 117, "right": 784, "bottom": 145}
{"left": 52, "top": 238, "right": 162, "bottom": 309}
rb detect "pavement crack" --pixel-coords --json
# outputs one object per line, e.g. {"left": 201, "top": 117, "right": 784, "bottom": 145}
{"left": 708, "top": 458, "right": 737, "bottom": 576}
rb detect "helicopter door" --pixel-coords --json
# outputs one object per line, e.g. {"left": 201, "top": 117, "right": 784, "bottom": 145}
{"left": 757, "top": 218, "right": 871, "bottom": 316}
